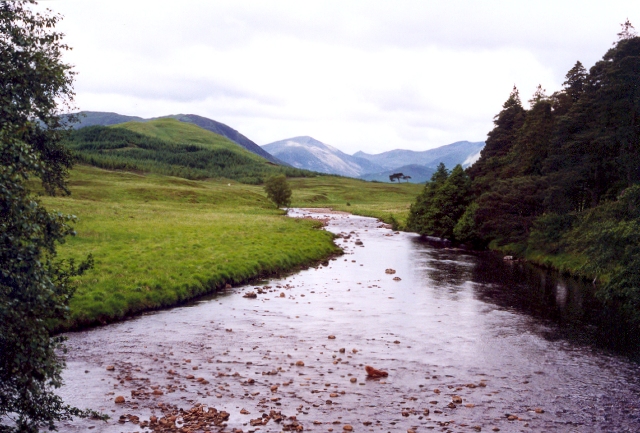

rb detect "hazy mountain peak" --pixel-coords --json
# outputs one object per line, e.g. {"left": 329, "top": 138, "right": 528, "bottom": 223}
{"left": 263, "top": 136, "right": 484, "bottom": 181}
{"left": 262, "top": 136, "right": 383, "bottom": 177}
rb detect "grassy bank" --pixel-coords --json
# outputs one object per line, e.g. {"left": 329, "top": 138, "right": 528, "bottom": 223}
{"left": 43, "top": 166, "right": 421, "bottom": 331}
{"left": 290, "top": 177, "right": 423, "bottom": 228}
{"left": 42, "top": 166, "right": 339, "bottom": 331}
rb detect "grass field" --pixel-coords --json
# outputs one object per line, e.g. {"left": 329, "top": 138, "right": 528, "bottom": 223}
{"left": 290, "top": 177, "right": 423, "bottom": 227}
{"left": 42, "top": 165, "right": 422, "bottom": 330}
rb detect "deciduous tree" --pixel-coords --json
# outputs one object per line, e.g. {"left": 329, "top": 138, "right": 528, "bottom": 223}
{"left": 0, "top": 1, "right": 97, "bottom": 431}
{"left": 264, "top": 174, "right": 292, "bottom": 209}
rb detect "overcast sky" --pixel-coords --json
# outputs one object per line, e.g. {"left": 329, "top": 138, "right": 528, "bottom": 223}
{"left": 41, "top": 0, "right": 638, "bottom": 154}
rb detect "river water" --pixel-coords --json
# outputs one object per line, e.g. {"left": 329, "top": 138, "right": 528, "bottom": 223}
{"left": 58, "top": 209, "right": 640, "bottom": 432}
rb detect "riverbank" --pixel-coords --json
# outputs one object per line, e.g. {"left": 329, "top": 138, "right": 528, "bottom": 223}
{"left": 45, "top": 166, "right": 421, "bottom": 332}
{"left": 58, "top": 209, "right": 640, "bottom": 432}
{"left": 44, "top": 166, "right": 341, "bottom": 332}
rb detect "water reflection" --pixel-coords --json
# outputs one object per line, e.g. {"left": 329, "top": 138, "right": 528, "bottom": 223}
{"left": 411, "top": 237, "right": 640, "bottom": 360}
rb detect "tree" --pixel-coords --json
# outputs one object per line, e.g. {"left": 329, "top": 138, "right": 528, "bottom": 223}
{"left": 563, "top": 61, "right": 587, "bottom": 102}
{"left": 389, "top": 172, "right": 404, "bottom": 182}
{"left": 1, "top": 1, "right": 97, "bottom": 431}
{"left": 467, "top": 86, "right": 526, "bottom": 186}
{"left": 617, "top": 18, "right": 637, "bottom": 41}
{"left": 264, "top": 174, "right": 292, "bottom": 209}
{"left": 407, "top": 164, "right": 471, "bottom": 240}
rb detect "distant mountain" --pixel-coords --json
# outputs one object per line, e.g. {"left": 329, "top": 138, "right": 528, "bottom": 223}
{"left": 70, "top": 111, "right": 145, "bottom": 127}
{"left": 262, "top": 136, "right": 384, "bottom": 177}
{"left": 358, "top": 164, "right": 436, "bottom": 184}
{"left": 354, "top": 141, "right": 485, "bottom": 171}
{"left": 68, "top": 111, "right": 282, "bottom": 164}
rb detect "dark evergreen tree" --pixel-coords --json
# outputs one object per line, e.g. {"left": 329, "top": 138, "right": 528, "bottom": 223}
{"left": 545, "top": 35, "right": 640, "bottom": 208}
{"left": 407, "top": 163, "right": 449, "bottom": 235}
{"left": 467, "top": 86, "right": 526, "bottom": 187}
{"left": 563, "top": 61, "right": 587, "bottom": 102}
{"left": 617, "top": 18, "right": 638, "bottom": 41}
{"left": 407, "top": 164, "right": 471, "bottom": 240}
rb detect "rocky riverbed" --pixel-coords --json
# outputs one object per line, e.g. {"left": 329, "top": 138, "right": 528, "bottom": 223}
{"left": 58, "top": 209, "right": 640, "bottom": 432}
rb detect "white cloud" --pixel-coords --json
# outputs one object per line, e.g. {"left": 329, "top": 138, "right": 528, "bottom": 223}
{"left": 42, "top": 0, "right": 639, "bottom": 154}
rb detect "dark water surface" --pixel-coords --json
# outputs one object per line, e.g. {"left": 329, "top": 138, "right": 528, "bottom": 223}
{"left": 59, "top": 209, "right": 640, "bottom": 432}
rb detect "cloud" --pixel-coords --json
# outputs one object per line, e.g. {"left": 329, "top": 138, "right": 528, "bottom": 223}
{"left": 44, "top": 0, "right": 638, "bottom": 154}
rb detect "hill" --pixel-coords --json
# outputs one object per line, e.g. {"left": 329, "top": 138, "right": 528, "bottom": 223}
{"left": 262, "top": 136, "right": 384, "bottom": 177}
{"left": 69, "top": 111, "right": 281, "bottom": 163}
{"left": 69, "top": 111, "right": 145, "bottom": 127}
{"left": 159, "top": 114, "right": 283, "bottom": 164}
{"left": 358, "top": 164, "right": 436, "bottom": 183}
{"left": 354, "top": 140, "right": 485, "bottom": 171}
{"left": 64, "top": 118, "right": 312, "bottom": 184}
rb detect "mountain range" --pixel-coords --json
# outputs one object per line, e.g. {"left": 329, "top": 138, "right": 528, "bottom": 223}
{"left": 261, "top": 136, "right": 383, "bottom": 178}
{"left": 69, "top": 111, "right": 484, "bottom": 183}
{"left": 354, "top": 140, "right": 485, "bottom": 171}
{"left": 263, "top": 137, "right": 484, "bottom": 183}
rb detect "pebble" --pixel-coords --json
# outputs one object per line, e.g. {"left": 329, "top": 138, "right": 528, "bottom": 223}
{"left": 114, "top": 396, "right": 125, "bottom": 404}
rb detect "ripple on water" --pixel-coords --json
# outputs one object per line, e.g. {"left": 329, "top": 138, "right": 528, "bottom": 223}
{"left": 58, "top": 209, "right": 640, "bottom": 432}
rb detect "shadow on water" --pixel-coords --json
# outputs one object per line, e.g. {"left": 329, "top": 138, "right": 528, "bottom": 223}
{"left": 411, "top": 236, "right": 640, "bottom": 362}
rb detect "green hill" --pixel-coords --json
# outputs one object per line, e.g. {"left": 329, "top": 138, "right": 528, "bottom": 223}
{"left": 65, "top": 118, "right": 312, "bottom": 184}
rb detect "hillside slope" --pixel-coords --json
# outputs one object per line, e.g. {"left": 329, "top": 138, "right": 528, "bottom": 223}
{"left": 69, "top": 111, "right": 281, "bottom": 164}
{"left": 262, "top": 136, "right": 383, "bottom": 177}
{"left": 65, "top": 119, "right": 312, "bottom": 183}
{"left": 161, "top": 114, "right": 283, "bottom": 164}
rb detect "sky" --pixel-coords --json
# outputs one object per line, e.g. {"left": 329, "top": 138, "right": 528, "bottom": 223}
{"left": 40, "top": 0, "right": 639, "bottom": 155}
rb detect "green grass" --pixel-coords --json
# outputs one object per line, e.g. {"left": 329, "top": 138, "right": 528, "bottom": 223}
{"left": 114, "top": 118, "right": 265, "bottom": 161}
{"left": 290, "top": 177, "right": 423, "bottom": 227}
{"left": 41, "top": 166, "right": 339, "bottom": 331}
{"left": 65, "top": 119, "right": 314, "bottom": 184}
{"left": 40, "top": 165, "right": 422, "bottom": 331}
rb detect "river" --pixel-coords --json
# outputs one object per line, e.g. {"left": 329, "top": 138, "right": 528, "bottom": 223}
{"left": 58, "top": 209, "right": 640, "bottom": 432}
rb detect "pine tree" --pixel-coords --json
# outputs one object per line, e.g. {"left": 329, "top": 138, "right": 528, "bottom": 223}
{"left": 467, "top": 86, "right": 526, "bottom": 186}
{"left": 563, "top": 61, "right": 587, "bottom": 102}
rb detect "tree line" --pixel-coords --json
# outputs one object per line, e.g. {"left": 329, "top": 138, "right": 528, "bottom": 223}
{"left": 408, "top": 22, "right": 640, "bottom": 326}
